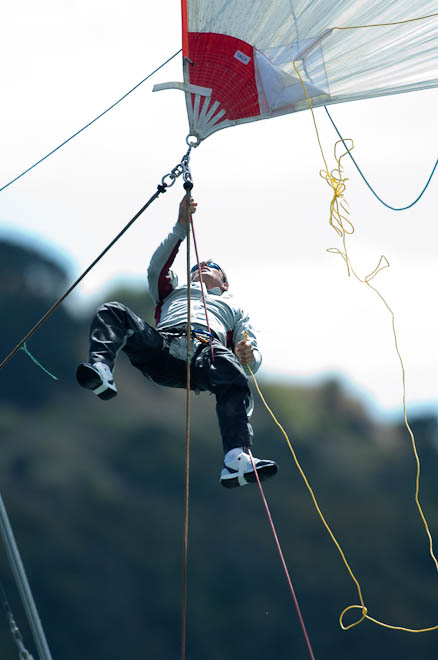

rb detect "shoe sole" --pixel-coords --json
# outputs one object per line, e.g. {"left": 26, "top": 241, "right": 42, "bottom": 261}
{"left": 220, "top": 463, "right": 278, "bottom": 489}
{"left": 76, "top": 364, "right": 117, "bottom": 401}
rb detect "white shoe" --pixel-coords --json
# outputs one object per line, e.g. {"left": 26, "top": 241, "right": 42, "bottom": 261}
{"left": 220, "top": 450, "right": 278, "bottom": 489}
{"left": 76, "top": 362, "right": 118, "bottom": 400}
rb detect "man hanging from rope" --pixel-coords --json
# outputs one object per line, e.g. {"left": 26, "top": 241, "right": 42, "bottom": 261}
{"left": 76, "top": 196, "right": 278, "bottom": 488}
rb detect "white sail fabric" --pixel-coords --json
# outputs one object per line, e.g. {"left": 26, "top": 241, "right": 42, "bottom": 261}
{"left": 168, "top": 0, "right": 437, "bottom": 141}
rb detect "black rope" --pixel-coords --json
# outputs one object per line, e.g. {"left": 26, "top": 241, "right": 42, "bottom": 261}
{"left": 0, "top": 184, "right": 167, "bottom": 372}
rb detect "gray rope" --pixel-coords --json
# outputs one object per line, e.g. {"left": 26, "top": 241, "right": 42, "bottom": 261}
{"left": 0, "top": 50, "right": 182, "bottom": 193}
{"left": 0, "top": 492, "right": 53, "bottom": 660}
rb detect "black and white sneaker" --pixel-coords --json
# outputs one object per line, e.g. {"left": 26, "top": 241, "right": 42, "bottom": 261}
{"left": 76, "top": 362, "right": 118, "bottom": 400}
{"left": 220, "top": 450, "right": 278, "bottom": 488}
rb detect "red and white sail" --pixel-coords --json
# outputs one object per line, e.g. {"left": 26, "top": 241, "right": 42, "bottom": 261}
{"left": 155, "top": 1, "right": 437, "bottom": 142}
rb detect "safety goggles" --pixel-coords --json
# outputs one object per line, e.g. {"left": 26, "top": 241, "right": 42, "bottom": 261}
{"left": 190, "top": 261, "right": 222, "bottom": 274}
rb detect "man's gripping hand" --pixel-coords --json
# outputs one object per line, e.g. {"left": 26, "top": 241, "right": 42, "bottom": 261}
{"left": 178, "top": 196, "right": 197, "bottom": 227}
{"left": 235, "top": 340, "right": 254, "bottom": 366}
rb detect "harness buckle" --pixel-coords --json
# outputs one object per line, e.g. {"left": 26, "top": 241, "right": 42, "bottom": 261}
{"left": 191, "top": 328, "right": 214, "bottom": 344}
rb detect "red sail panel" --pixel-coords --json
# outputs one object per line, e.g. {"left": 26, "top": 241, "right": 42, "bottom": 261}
{"left": 187, "top": 32, "right": 260, "bottom": 121}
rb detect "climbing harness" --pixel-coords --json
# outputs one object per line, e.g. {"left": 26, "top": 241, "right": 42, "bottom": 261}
{"left": 191, "top": 328, "right": 215, "bottom": 344}
{"left": 160, "top": 327, "right": 215, "bottom": 343}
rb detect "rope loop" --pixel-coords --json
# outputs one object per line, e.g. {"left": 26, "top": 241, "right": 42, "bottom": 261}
{"left": 339, "top": 604, "right": 368, "bottom": 631}
{"left": 161, "top": 164, "right": 184, "bottom": 188}
{"left": 365, "top": 255, "right": 390, "bottom": 283}
{"left": 185, "top": 134, "right": 200, "bottom": 148}
{"left": 248, "top": 363, "right": 438, "bottom": 634}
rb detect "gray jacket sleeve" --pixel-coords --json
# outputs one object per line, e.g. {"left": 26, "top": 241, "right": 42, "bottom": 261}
{"left": 147, "top": 222, "right": 187, "bottom": 304}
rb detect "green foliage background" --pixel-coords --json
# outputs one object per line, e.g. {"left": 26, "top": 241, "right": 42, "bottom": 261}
{"left": 0, "top": 239, "right": 437, "bottom": 659}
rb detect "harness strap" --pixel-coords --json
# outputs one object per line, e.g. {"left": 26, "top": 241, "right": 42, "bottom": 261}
{"left": 160, "top": 327, "right": 217, "bottom": 341}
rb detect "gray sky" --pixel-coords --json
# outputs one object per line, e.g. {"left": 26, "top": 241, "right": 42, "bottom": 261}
{"left": 1, "top": 1, "right": 437, "bottom": 419}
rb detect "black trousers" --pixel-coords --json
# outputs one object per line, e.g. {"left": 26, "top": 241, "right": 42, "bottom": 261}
{"left": 88, "top": 302, "right": 254, "bottom": 453}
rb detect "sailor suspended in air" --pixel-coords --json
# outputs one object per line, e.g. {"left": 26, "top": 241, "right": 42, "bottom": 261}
{"left": 76, "top": 196, "right": 278, "bottom": 488}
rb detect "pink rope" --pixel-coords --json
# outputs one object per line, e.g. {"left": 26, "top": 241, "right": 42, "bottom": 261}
{"left": 247, "top": 448, "right": 317, "bottom": 660}
{"left": 188, "top": 207, "right": 314, "bottom": 654}
{"left": 189, "top": 216, "right": 215, "bottom": 361}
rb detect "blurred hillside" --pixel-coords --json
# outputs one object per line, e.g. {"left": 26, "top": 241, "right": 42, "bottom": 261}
{"left": 0, "top": 238, "right": 437, "bottom": 660}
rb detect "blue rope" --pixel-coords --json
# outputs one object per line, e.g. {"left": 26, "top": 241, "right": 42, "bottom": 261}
{"left": 20, "top": 343, "right": 58, "bottom": 380}
{"left": 324, "top": 106, "right": 437, "bottom": 211}
{"left": 0, "top": 49, "right": 182, "bottom": 193}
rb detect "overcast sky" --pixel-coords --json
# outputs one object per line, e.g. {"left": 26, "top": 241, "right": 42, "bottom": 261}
{"left": 1, "top": 1, "right": 436, "bottom": 420}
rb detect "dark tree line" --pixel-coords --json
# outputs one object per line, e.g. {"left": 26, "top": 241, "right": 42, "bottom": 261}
{"left": 0, "top": 238, "right": 436, "bottom": 660}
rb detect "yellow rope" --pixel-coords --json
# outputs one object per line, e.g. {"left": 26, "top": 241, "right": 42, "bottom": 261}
{"left": 292, "top": 59, "right": 355, "bottom": 275}
{"left": 292, "top": 10, "right": 437, "bottom": 264}
{"left": 253, "top": 16, "right": 438, "bottom": 630}
{"left": 292, "top": 51, "right": 438, "bottom": 573}
{"left": 246, "top": 361, "right": 438, "bottom": 633}
{"left": 331, "top": 13, "right": 437, "bottom": 31}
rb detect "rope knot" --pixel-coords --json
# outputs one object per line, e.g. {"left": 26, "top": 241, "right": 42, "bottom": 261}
{"left": 339, "top": 604, "right": 368, "bottom": 630}
{"left": 320, "top": 138, "right": 355, "bottom": 239}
